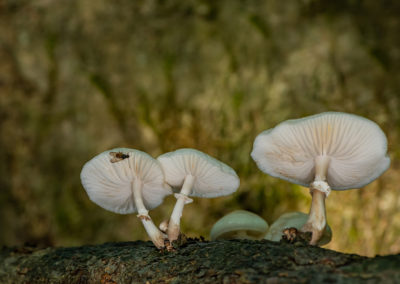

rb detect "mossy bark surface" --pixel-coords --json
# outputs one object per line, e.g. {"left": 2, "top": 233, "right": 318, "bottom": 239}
{"left": 1, "top": 239, "right": 399, "bottom": 283}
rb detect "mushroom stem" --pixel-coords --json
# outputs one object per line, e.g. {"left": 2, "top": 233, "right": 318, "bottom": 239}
{"left": 167, "top": 174, "right": 195, "bottom": 242}
{"left": 301, "top": 155, "right": 330, "bottom": 245}
{"left": 314, "top": 155, "right": 330, "bottom": 182}
{"left": 301, "top": 189, "right": 327, "bottom": 245}
{"left": 132, "top": 179, "right": 166, "bottom": 248}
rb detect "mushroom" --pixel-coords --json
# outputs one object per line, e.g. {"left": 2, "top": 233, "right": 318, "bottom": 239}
{"left": 251, "top": 112, "right": 390, "bottom": 245}
{"left": 80, "top": 148, "right": 172, "bottom": 248}
{"left": 210, "top": 210, "right": 269, "bottom": 240}
{"left": 157, "top": 148, "right": 240, "bottom": 242}
{"left": 159, "top": 219, "right": 169, "bottom": 233}
{"left": 264, "top": 212, "right": 332, "bottom": 245}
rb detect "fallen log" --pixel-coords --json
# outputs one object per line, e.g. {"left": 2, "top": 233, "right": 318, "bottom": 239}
{"left": 1, "top": 239, "right": 399, "bottom": 283}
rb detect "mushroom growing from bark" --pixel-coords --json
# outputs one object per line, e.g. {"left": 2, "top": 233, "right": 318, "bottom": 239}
{"left": 265, "top": 212, "right": 332, "bottom": 245}
{"left": 80, "top": 148, "right": 172, "bottom": 248}
{"left": 251, "top": 112, "right": 390, "bottom": 245}
{"left": 158, "top": 149, "right": 240, "bottom": 242}
{"left": 210, "top": 210, "right": 269, "bottom": 240}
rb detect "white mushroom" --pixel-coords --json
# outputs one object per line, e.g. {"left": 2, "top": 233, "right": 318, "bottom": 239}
{"left": 251, "top": 112, "right": 390, "bottom": 245}
{"left": 210, "top": 210, "right": 269, "bottom": 241}
{"left": 158, "top": 148, "right": 240, "bottom": 242}
{"left": 80, "top": 148, "right": 172, "bottom": 248}
{"left": 264, "top": 212, "right": 332, "bottom": 245}
{"left": 159, "top": 219, "right": 169, "bottom": 233}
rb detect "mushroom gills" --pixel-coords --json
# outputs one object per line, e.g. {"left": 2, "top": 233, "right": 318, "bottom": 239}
{"left": 80, "top": 148, "right": 172, "bottom": 249}
{"left": 252, "top": 112, "right": 390, "bottom": 245}
{"left": 158, "top": 149, "right": 240, "bottom": 242}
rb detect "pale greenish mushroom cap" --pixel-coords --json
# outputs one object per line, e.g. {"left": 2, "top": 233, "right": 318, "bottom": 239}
{"left": 264, "top": 212, "right": 332, "bottom": 245}
{"left": 210, "top": 210, "right": 269, "bottom": 240}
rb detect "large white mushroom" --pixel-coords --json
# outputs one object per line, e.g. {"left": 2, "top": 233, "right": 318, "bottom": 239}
{"left": 158, "top": 148, "right": 240, "bottom": 242}
{"left": 80, "top": 148, "right": 172, "bottom": 248}
{"left": 251, "top": 112, "right": 390, "bottom": 245}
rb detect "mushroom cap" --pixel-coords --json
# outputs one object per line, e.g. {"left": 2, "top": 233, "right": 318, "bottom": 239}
{"left": 264, "top": 212, "right": 332, "bottom": 245}
{"left": 157, "top": 148, "right": 240, "bottom": 198}
{"left": 210, "top": 210, "right": 269, "bottom": 240}
{"left": 81, "top": 148, "right": 172, "bottom": 214}
{"left": 251, "top": 112, "right": 390, "bottom": 190}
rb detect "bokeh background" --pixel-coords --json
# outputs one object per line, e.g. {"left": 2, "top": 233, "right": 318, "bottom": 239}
{"left": 1, "top": 0, "right": 400, "bottom": 257}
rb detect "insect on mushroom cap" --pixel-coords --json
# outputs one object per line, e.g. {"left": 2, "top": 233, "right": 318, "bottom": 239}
{"left": 81, "top": 148, "right": 172, "bottom": 214}
{"left": 251, "top": 112, "right": 390, "bottom": 190}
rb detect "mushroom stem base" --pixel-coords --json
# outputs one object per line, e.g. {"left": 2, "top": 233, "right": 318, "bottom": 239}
{"left": 138, "top": 216, "right": 167, "bottom": 249}
{"left": 132, "top": 180, "right": 166, "bottom": 249}
{"left": 167, "top": 221, "right": 180, "bottom": 242}
{"left": 301, "top": 189, "right": 327, "bottom": 245}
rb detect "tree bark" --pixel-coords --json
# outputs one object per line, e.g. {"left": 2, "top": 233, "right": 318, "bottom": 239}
{"left": 1, "top": 239, "right": 399, "bottom": 283}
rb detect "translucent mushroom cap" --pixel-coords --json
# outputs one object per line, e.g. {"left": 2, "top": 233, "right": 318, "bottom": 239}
{"left": 251, "top": 112, "right": 390, "bottom": 190}
{"left": 264, "top": 212, "right": 332, "bottom": 245}
{"left": 81, "top": 148, "right": 172, "bottom": 214}
{"left": 157, "top": 148, "right": 240, "bottom": 198}
{"left": 210, "top": 210, "right": 269, "bottom": 240}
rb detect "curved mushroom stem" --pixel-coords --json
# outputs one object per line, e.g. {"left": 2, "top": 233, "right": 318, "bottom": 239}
{"left": 301, "top": 155, "right": 330, "bottom": 245}
{"left": 167, "top": 174, "right": 195, "bottom": 242}
{"left": 132, "top": 179, "right": 166, "bottom": 249}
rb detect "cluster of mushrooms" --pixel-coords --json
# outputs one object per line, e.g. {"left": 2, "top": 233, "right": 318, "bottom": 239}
{"left": 210, "top": 210, "right": 332, "bottom": 245}
{"left": 81, "top": 112, "right": 390, "bottom": 248}
{"left": 81, "top": 148, "right": 240, "bottom": 249}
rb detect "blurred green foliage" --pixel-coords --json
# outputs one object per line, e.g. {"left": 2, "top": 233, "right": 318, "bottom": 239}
{"left": 0, "top": 0, "right": 399, "bottom": 256}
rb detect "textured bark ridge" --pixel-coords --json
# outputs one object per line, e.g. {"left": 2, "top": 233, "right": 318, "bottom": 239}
{"left": 0, "top": 239, "right": 399, "bottom": 283}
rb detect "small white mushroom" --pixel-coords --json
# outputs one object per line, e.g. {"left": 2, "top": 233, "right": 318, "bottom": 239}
{"left": 158, "top": 148, "right": 240, "bottom": 242}
{"left": 251, "top": 112, "right": 390, "bottom": 245}
{"left": 264, "top": 212, "right": 332, "bottom": 245}
{"left": 159, "top": 219, "right": 169, "bottom": 233}
{"left": 80, "top": 148, "right": 172, "bottom": 248}
{"left": 210, "top": 210, "right": 269, "bottom": 241}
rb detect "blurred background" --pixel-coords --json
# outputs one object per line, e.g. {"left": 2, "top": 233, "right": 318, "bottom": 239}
{"left": 1, "top": 0, "right": 399, "bottom": 257}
